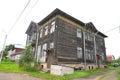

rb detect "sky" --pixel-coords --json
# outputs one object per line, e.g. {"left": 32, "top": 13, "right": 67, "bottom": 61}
{"left": 0, "top": 0, "right": 120, "bottom": 59}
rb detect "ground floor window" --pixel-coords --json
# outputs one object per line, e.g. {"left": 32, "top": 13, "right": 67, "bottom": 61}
{"left": 77, "top": 47, "right": 82, "bottom": 58}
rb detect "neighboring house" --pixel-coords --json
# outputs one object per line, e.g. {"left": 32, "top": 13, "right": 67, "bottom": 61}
{"left": 7, "top": 44, "right": 24, "bottom": 62}
{"left": 106, "top": 55, "right": 115, "bottom": 62}
{"left": 26, "top": 8, "right": 107, "bottom": 69}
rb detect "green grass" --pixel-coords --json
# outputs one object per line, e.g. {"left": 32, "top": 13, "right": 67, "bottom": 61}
{"left": 0, "top": 61, "right": 115, "bottom": 80}
{"left": 117, "top": 67, "right": 120, "bottom": 80}
{"left": 0, "top": 61, "right": 23, "bottom": 73}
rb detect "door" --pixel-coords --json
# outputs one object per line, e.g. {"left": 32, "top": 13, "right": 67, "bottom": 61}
{"left": 46, "top": 49, "right": 55, "bottom": 68}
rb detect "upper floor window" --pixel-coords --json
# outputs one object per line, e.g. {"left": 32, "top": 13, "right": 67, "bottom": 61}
{"left": 85, "top": 32, "right": 88, "bottom": 40}
{"left": 40, "top": 29, "right": 43, "bottom": 38}
{"left": 77, "top": 29, "right": 82, "bottom": 38}
{"left": 50, "top": 21, "right": 55, "bottom": 33}
{"left": 43, "top": 43, "right": 47, "bottom": 50}
{"left": 77, "top": 47, "right": 82, "bottom": 58}
{"left": 89, "top": 34, "right": 94, "bottom": 41}
{"left": 44, "top": 26, "right": 48, "bottom": 36}
{"left": 50, "top": 42, "right": 54, "bottom": 48}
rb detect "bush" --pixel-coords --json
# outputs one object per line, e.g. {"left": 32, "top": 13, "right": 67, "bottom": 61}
{"left": 19, "top": 44, "right": 41, "bottom": 71}
{"left": 19, "top": 44, "right": 34, "bottom": 70}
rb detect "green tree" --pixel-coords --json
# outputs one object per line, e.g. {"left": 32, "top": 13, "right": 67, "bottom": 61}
{"left": 2, "top": 44, "right": 14, "bottom": 60}
{"left": 19, "top": 44, "right": 35, "bottom": 70}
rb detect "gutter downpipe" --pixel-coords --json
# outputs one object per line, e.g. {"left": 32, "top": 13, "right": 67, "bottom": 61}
{"left": 83, "top": 23, "right": 86, "bottom": 69}
{"left": 35, "top": 23, "right": 39, "bottom": 62}
{"left": 94, "top": 31, "right": 99, "bottom": 68}
{"left": 83, "top": 31, "right": 86, "bottom": 69}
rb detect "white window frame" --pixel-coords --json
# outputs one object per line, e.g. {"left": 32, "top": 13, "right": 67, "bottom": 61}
{"left": 77, "top": 29, "right": 82, "bottom": 38}
{"left": 50, "top": 42, "right": 54, "bottom": 48}
{"left": 41, "top": 43, "right": 47, "bottom": 62}
{"left": 77, "top": 47, "right": 82, "bottom": 58}
{"left": 37, "top": 45, "right": 41, "bottom": 62}
{"left": 44, "top": 26, "right": 48, "bottom": 36}
{"left": 50, "top": 21, "right": 55, "bottom": 33}
{"left": 40, "top": 29, "right": 42, "bottom": 38}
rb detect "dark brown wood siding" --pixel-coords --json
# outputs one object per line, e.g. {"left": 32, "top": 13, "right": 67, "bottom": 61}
{"left": 56, "top": 18, "right": 81, "bottom": 63}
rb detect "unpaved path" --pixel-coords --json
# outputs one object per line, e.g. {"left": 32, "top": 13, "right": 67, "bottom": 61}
{"left": 73, "top": 70, "right": 118, "bottom": 80}
{"left": 0, "top": 72, "right": 44, "bottom": 80}
{"left": 0, "top": 70, "right": 118, "bottom": 80}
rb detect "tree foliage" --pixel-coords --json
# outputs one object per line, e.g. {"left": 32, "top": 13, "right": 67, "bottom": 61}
{"left": 19, "top": 44, "right": 35, "bottom": 70}
{"left": 2, "top": 44, "right": 14, "bottom": 60}
{"left": 20, "top": 44, "right": 34, "bottom": 63}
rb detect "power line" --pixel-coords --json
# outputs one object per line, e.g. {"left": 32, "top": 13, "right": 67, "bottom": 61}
{"left": 23, "top": 0, "right": 39, "bottom": 20}
{"left": 0, "top": 0, "right": 31, "bottom": 62}
{"left": 8, "top": 0, "right": 31, "bottom": 34}
{"left": 104, "top": 26, "right": 120, "bottom": 33}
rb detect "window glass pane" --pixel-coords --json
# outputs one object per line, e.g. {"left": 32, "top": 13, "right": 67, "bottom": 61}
{"left": 51, "top": 21, "right": 55, "bottom": 25}
{"left": 37, "top": 45, "right": 41, "bottom": 62}
{"left": 77, "top": 29, "right": 82, "bottom": 38}
{"left": 45, "top": 26, "right": 48, "bottom": 35}
{"left": 50, "top": 42, "right": 54, "bottom": 48}
{"left": 40, "top": 29, "right": 42, "bottom": 38}
{"left": 77, "top": 47, "right": 82, "bottom": 58}
{"left": 50, "top": 21, "right": 55, "bottom": 33}
{"left": 41, "top": 43, "right": 47, "bottom": 62}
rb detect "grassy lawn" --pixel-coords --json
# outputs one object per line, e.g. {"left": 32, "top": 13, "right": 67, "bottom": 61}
{"left": 117, "top": 67, "right": 120, "bottom": 80}
{"left": 0, "top": 61, "right": 115, "bottom": 80}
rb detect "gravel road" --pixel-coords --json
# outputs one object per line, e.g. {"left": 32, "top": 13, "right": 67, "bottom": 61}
{"left": 73, "top": 70, "right": 118, "bottom": 80}
{"left": 0, "top": 72, "right": 44, "bottom": 80}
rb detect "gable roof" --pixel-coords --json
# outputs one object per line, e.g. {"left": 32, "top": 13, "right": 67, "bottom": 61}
{"left": 85, "top": 22, "right": 107, "bottom": 37}
{"left": 38, "top": 8, "right": 85, "bottom": 26}
{"left": 38, "top": 8, "right": 107, "bottom": 38}
{"left": 26, "top": 21, "right": 37, "bottom": 36}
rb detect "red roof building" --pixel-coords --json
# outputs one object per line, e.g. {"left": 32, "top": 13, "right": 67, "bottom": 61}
{"left": 106, "top": 55, "right": 115, "bottom": 62}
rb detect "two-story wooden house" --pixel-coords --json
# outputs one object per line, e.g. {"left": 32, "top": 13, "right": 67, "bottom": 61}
{"left": 26, "top": 8, "right": 107, "bottom": 69}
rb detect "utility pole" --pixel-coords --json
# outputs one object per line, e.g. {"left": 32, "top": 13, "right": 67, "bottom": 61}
{"left": 0, "top": 35, "right": 7, "bottom": 63}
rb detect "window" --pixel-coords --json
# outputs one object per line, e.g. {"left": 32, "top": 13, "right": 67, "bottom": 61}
{"left": 31, "top": 33, "right": 36, "bottom": 41}
{"left": 85, "top": 49, "right": 91, "bottom": 60}
{"left": 89, "top": 34, "right": 94, "bottom": 41}
{"left": 77, "top": 29, "right": 82, "bottom": 38}
{"left": 85, "top": 32, "right": 88, "bottom": 40}
{"left": 43, "top": 43, "right": 47, "bottom": 51}
{"left": 37, "top": 45, "right": 41, "bottom": 62}
{"left": 88, "top": 34, "right": 91, "bottom": 41}
{"left": 77, "top": 47, "right": 82, "bottom": 58}
{"left": 37, "top": 46, "right": 41, "bottom": 56}
{"left": 50, "top": 21, "right": 55, "bottom": 33}
{"left": 90, "top": 50, "right": 94, "bottom": 61}
{"left": 100, "top": 38, "right": 104, "bottom": 46}
{"left": 44, "top": 26, "right": 48, "bottom": 35}
{"left": 40, "top": 29, "right": 43, "bottom": 38}
{"left": 41, "top": 43, "right": 47, "bottom": 62}
{"left": 101, "top": 53, "right": 105, "bottom": 61}
{"left": 50, "top": 42, "right": 54, "bottom": 48}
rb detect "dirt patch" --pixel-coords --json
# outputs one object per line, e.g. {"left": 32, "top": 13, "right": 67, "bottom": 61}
{"left": 0, "top": 72, "right": 45, "bottom": 80}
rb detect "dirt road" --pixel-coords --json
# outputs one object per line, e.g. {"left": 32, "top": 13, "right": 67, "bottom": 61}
{"left": 0, "top": 70, "right": 118, "bottom": 80}
{"left": 73, "top": 70, "right": 118, "bottom": 80}
{"left": 0, "top": 72, "right": 43, "bottom": 80}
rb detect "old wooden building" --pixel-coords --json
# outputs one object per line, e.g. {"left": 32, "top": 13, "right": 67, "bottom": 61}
{"left": 26, "top": 8, "right": 107, "bottom": 69}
